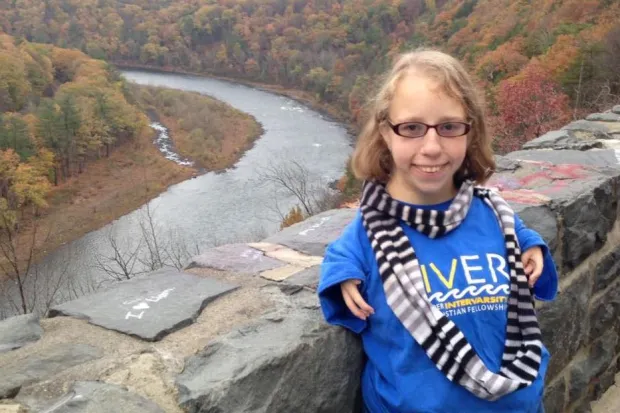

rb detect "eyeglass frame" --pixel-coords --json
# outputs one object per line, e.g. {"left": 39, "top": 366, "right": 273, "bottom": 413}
{"left": 385, "top": 119, "right": 472, "bottom": 138}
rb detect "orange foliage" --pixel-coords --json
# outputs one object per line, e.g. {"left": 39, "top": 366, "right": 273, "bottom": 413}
{"left": 552, "top": 0, "right": 602, "bottom": 25}
{"left": 539, "top": 34, "right": 580, "bottom": 79}
{"left": 280, "top": 205, "right": 305, "bottom": 229}
{"left": 477, "top": 42, "right": 528, "bottom": 81}
{"left": 2, "top": 0, "right": 620, "bottom": 128}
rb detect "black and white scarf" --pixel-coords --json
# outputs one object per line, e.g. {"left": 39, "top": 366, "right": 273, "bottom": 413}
{"left": 359, "top": 180, "right": 542, "bottom": 401}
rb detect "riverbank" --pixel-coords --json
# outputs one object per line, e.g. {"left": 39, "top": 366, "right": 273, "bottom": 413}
{"left": 3, "top": 86, "right": 264, "bottom": 282}
{"left": 131, "top": 85, "right": 264, "bottom": 172}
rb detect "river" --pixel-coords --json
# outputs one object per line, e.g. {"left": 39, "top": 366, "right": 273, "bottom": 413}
{"left": 0, "top": 70, "right": 352, "bottom": 318}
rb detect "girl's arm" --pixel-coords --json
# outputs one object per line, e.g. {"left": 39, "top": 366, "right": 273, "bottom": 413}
{"left": 318, "top": 219, "right": 370, "bottom": 334}
{"left": 515, "top": 213, "right": 559, "bottom": 301}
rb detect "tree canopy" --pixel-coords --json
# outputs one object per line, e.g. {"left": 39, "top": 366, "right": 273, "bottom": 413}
{"left": 0, "top": 33, "right": 148, "bottom": 226}
{"left": 2, "top": 0, "right": 618, "bottom": 147}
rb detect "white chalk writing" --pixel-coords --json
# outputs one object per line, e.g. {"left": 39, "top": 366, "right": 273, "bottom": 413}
{"left": 240, "top": 249, "right": 263, "bottom": 260}
{"left": 133, "top": 302, "right": 150, "bottom": 310}
{"left": 145, "top": 287, "right": 175, "bottom": 302}
{"left": 298, "top": 217, "right": 330, "bottom": 236}
{"left": 125, "top": 311, "right": 145, "bottom": 320}
{"left": 123, "top": 287, "right": 175, "bottom": 321}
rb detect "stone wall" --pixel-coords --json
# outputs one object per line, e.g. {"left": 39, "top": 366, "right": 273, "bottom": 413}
{"left": 507, "top": 106, "right": 620, "bottom": 413}
{"left": 2, "top": 107, "right": 620, "bottom": 413}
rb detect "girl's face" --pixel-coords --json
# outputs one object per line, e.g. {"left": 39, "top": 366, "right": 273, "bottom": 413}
{"left": 380, "top": 72, "right": 469, "bottom": 205}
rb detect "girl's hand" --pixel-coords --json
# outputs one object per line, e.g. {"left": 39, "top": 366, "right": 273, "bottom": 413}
{"left": 522, "top": 246, "right": 544, "bottom": 288}
{"left": 341, "top": 279, "right": 374, "bottom": 320}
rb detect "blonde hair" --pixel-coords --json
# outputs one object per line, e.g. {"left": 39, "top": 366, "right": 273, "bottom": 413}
{"left": 351, "top": 48, "right": 495, "bottom": 185}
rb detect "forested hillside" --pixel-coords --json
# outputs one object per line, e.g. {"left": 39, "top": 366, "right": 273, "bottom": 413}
{"left": 0, "top": 33, "right": 147, "bottom": 222}
{"left": 2, "top": 0, "right": 619, "bottom": 151}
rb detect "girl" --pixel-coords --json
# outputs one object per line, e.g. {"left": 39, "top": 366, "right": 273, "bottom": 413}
{"left": 318, "top": 49, "right": 558, "bottom": 413}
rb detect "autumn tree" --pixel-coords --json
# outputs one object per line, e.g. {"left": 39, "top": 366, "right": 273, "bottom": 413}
{"left": 495, "top": 61, "right": 571, "bottom": 153}
{"left": 0, "top": 50, "right": 31, "bottom": 111}
{"left": 280, "top": 205, "right": 304, "bottom": 229}
{"left": 0, "top": 148, "right": 54, "bottom": 315}
{"left": 477, "top": 42, "right": 529, "bottom": 82}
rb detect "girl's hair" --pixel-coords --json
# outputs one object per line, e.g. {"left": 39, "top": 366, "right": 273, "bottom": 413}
{"left": 351, "top": 48, "right": 495, "bottom": 186}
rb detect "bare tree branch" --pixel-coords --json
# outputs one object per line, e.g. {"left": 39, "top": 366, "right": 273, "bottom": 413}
{"left": 94, "top": 230, "right": 145, "bottom": 281}
{"left": 254, "top": 158, "right": 341, "bottom": 221}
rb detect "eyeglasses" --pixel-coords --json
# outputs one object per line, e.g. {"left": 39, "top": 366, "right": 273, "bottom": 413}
{"left": 386, "top": 120, "right": 471, "bottom": 138}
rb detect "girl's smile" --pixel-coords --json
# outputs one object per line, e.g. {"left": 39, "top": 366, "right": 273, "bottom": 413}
{"left": 412, "top": 162, "right": 449, "bottom": 175}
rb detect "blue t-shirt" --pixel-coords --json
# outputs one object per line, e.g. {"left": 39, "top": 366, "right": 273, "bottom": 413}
{"left": 318, "top": 197, "right": 558, "bottom": 413}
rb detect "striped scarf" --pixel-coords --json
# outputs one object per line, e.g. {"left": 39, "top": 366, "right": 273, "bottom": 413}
{"left": 359, "top": 180, "right": 542, "bottom": 400}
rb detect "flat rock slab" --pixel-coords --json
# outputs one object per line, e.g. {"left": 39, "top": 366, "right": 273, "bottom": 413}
{"left": 37, "top": 381, "right": 165, "bottom": 413}
{"left": 506, "top": 149, "right": 620, "bottom": 168}
{"left": 49, "top": 269, "right": 238, "bottom": 341}
{"left": 260, "top": 265, "right": 306, "bottom": 282}
{"left": 0, "top": 314, "right": 43, "bottom": 353}
{"left": 186, "top": 243, "right": 285, "bottom": 274}
{"left": 562, "top": 119, "right": 616, "bottom": 137}
{"left": 587, "top": 112, "right": 620, "bottom": 122}
{"left": 0, "top": 344, "right": 102, "bottom": 399}
{"left": 284, "top": 266, "right": 320, "bottom": 290}
{"left": 176, "top": 310, "right": 364, "bottom": 413}
{"left": 262, "top": 208, "right": 357, "bottom": 256}
{"left": 522, "top": 129, "right": 603, "bottom": 151}
{"left": 248, "top": 242, "right": 323, "bottom": 268}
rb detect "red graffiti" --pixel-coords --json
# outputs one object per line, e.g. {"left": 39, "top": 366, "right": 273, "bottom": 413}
{"left": 518, "top": 163, "right": 587, "bottom": 187}
{"left": 497, "top": 189, "right": 551, "bottom": 206}
{"left": 488, "top": 162, "right": 591, "bottom": 202}
{"left": 516, "top": 163, "right": 589, "bottom": 195}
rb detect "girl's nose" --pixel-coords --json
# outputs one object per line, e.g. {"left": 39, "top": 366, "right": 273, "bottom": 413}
{"left": 419, "top": 129, "right": 442, "bottom": 156}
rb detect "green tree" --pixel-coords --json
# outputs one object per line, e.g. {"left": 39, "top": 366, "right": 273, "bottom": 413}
{"left": 0, "top": 114, "right": 34, "bottom": 161}
{"left": 37, "top": 99, "right": 68, "bottom": 184}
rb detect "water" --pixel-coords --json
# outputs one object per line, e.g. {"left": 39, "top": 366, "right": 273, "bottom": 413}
{"left": 150, "top": 122, "right": 194, "bottom": 167}
{"left": 0, "top": 70, "right": 352, "bottom": 318}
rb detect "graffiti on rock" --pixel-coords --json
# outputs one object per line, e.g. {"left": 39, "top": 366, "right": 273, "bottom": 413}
{"left": 489, "top": 162, "right": 589, "bottom": 202}
{"left": 299, "top": 216, "right": 331, "bottom": 236}
{"left": 123, "top": 287, "right": 176, "bottom": 320}
{"left": 240, "top": 248, "right": 263, "bottom": 261}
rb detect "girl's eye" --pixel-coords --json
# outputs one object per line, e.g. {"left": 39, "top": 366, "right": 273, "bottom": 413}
{"left": 438, "top": 122, "right": 467, "bottom": 136}
{"left": 405, "top": 123, "right": 423, "bottom": 131}
{"left": 398, "top": 123, "right": 426, "bottom": 137}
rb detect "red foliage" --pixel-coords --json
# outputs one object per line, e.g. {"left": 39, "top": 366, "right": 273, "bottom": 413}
{"left": 495, "top": 62, "right": 571, "bottom": 153}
